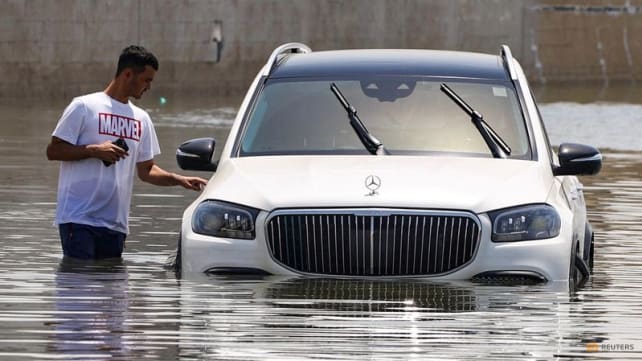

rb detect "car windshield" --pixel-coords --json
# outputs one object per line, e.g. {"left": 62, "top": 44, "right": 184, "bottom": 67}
{"left": 238, "top": 77, "right": 530, "bottom": 158}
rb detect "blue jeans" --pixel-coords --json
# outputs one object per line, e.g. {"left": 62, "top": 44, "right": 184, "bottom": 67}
{"left": 59, "top": 223, "right": 126, "bottom": 259}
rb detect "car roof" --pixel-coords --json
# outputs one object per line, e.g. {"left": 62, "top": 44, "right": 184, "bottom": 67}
{"left": 270, "top": 49, "right": 510, "bottom": 80}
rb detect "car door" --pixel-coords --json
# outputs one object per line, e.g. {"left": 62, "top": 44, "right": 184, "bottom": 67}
{"left": 561, "top": 175, "right": 587, "bottom": 255}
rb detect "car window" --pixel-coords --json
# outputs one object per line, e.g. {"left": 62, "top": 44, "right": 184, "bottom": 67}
{"left": 239, "top": 77, "right": 530, "bottom": 158}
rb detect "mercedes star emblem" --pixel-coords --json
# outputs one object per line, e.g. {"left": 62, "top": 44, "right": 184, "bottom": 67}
{"left": 365, "top": 175, "right": 381, "bottom": 196}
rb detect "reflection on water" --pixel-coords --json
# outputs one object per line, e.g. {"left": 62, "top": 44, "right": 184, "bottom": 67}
{"left": 176, "top": 275, "right": 577, "bottom": 360}
{"left": 51, "top": 258, "right": 130, "bottom": 359}
{"left": 0, "top": 87, "right": 641, "bottom": 359}
{"left": 261, "top": 277, "right": 482, "bottom": 313}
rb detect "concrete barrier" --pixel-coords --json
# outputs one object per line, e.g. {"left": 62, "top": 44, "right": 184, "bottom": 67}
{"left": 1, "top": 0, "right": 641, "bottom": 99}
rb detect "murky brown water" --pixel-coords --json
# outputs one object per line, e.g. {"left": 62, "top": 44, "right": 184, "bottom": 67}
{"left": 1, "top": 86, "right": 641, "bottom": 360}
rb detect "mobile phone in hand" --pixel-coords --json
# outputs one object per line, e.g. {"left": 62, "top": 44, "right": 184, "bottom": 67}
{"left": 103, "top": 138, "right": 129, "bottom": 166}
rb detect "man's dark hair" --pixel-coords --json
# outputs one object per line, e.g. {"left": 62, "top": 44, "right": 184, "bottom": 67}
{"left": 115, "top": 45, "right": 159, "bottom": 77}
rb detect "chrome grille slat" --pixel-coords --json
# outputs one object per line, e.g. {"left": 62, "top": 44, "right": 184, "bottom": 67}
{"left": 439, "top": 217, "right": 448, "bottom": 273}
{"left": 377, "top": 217, "right": 383, "bottom": 275}
{"left": 311, "top": 216, "right": 317, "bottom": 272}
{"left": 358, "top": 216, "right": 363, "bottom": 274}
{"left": 463, "top": 218, "right": 470, "bottom": 265}
{"left": 341, "top": 215, "right": 345, "bottom": 274}
{"left": 383, "top": 217, "right": 390, "bottom": 274}
{"left": 398, "top": 216, "right": 404, "bottom": 275}
{"left": 354, "top": 216, "right": 359, "bottom": 274}
{"left": 391, "top": 216, "right": 396, "bottom": 275}
{"left": 448, "top": 217, "right": 455, "bottom": 271}
{"left": 333, "top": 215, "right": 338, "bottom": 274}
{"left": 454, "top": 217, "right": 460, "bottom": 270}
{"left": 304, "top": 216, "right": 310, "bottom": 272}
{"left": 297, "top": 216, "right": 304, "bottom": 270}
{"left": 348, "top": 216, "right": 353, "bottom": 274}
{"left": 319, "top": 215, "right": 324, "bottom": 273}
{"left": 433, "top": 217, "right": 440, "bottom": 274}
{"left": 419, "top": 217, "right": 426, "bottom": 274}
{"left": 282, "top": 217, "right": 288, "bottom": 267}
{"left": 266, "top": 210, "right": 480, "bottom": 276}
{"left": 412, "top": 216, "right": 418, "bottom": 274}
{"left": 277, "top": 217, "right": 283, "bottom": 264}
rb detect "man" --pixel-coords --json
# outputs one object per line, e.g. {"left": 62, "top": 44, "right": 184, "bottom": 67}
{"left": 46, "top": 45, "right": 207, "bottom": 260}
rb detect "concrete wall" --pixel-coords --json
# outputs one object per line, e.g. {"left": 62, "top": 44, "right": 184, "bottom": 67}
{"left": 1, "top": 0, "right": 641, "bottom": 100}
{"left": 523, "top": 1, "right": 642, "bottom": 84}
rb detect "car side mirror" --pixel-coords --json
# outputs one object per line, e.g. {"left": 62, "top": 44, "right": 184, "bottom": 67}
{"left": 553, "top": 143, "right": 602, "bottom": 176}
{"left": 176, "top": 138, "right": 218, "bottom": 172}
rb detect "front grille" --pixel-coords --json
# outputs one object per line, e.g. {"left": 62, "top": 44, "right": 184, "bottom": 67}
{"left": 265, "top": 209, "right": 480, "bottom": 276}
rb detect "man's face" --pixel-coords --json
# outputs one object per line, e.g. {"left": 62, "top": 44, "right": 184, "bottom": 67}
{"left": 127, "top": 65, "right": 156, "bottom": 99}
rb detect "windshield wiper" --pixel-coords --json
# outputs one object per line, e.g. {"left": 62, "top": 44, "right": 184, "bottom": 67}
{"left": 330, "top": 83, "right": 385, "bottom": 155}
{"left": 440, "top": 83, "right": 511, "bottom": 158}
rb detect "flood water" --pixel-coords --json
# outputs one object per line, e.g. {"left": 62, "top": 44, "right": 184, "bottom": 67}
{"left": 1, "top": 84, "right": 641, "bottom": 360}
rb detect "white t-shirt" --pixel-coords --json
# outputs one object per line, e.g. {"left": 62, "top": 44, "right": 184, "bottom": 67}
{"left": 52, "top": 92, "right": 161, "bottom": 234}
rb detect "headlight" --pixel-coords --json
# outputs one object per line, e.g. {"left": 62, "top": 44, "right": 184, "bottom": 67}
{"left": 192, "top": 200, "right": 259, "bottom": 239}
{"left": 488, "top": 204, "right": 560, "bottom": 242}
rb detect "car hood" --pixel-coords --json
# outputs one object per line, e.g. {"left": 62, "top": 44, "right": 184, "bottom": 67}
{"left": 202, "top": 156, "right": 554, "bottom": 214}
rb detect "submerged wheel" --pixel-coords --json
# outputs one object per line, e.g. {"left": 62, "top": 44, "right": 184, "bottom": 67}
{"left": 584, "top": 223, "right": 595, "bottom": 273}
{"left": 175, "top": 233, "right": 182, "bottom": 277}
{"left": 589, "top": 233, "right": 594, "bottom": 272}
{"left": 569, "top": 242, "right": 579, "bottom": 286}
{"left": 570, "top": 239, "right": 591, "bottom": 288}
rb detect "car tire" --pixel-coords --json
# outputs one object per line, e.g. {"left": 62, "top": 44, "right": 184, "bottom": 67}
{"left": 584, "top": 223, "right": 594, "bottom": 273}
{"left": 175, "top": 233, "right": 182, "bottom": 278}
{"left": 571, "top": 238, "right": 591, "bottom": 289}
{"left": 589, "top": 234, "right": 594, "bottom": 272}
{"left": 569, "top": 241, "right": 579, "bottom": 287}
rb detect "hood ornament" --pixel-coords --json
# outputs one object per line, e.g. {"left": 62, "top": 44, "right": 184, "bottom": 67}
{"left": 365, "top": 175, "right": 381, "bottom": 196}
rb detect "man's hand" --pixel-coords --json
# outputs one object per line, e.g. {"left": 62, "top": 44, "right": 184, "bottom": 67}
{"left": 137, "top": 159, "right": 208, "bottom": 191}
{"left": 47, "top": 136, "right": 128, "bottom": 163}
{"left": 88, "top": 140, "right": 129, "bottom": 165}
{"left": 175, "top": 174, "right": 208, "bottom": 191}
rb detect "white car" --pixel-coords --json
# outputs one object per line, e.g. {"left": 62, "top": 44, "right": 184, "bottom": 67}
{"left": 175, "top": 43, "right": 601, "bottom": 284}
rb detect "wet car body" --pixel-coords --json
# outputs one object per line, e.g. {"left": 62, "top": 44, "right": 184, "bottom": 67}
{"left": 175, "top": 43, "right": 601, "bottom": 284}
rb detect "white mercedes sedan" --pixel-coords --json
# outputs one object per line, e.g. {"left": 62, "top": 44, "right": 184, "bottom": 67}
{"left": 174, "top": 43, "right": 601, "bottom": 285}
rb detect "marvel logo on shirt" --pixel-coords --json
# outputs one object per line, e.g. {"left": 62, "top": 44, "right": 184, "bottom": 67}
{"left": 98, "top": 113, "right": 143, "bottom": 141}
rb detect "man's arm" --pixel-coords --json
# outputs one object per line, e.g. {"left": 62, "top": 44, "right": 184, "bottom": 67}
{"left": 46, "top": 136, "right": 128, "bottom": 164}
{"left": 137, "top": 159, "right": 208, "bottom": 191}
